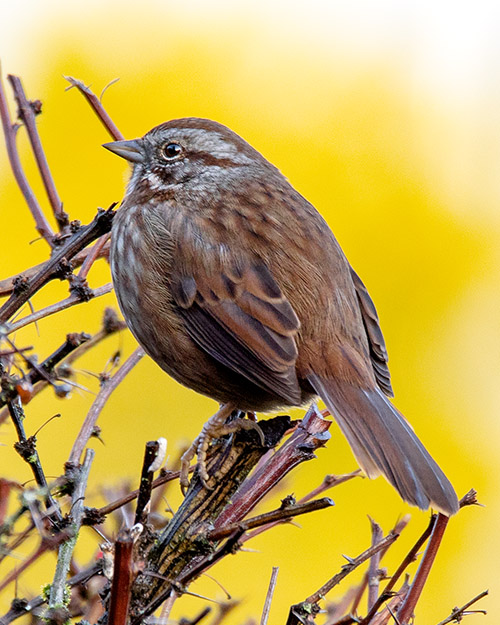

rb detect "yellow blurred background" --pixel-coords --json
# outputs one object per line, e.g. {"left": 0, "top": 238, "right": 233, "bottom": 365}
{"left": 1, "top": 1, "right": 499, "bottom": 623}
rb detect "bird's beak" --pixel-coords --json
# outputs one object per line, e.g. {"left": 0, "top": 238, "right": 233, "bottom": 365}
{"left": 103, "top": 139, "right": 145, "bottom": 163}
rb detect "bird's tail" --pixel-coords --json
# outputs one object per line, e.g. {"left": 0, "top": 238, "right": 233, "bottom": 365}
{"left": 308, "top": 373, "right": 459, "bottom": 515}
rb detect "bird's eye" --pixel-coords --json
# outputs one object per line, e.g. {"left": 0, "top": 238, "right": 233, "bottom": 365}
{"left": 162, "top": 142, "right": 183, "bottom": 160}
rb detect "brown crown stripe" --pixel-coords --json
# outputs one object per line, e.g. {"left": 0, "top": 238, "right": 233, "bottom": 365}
{"left": 189, "top": 151, "right": 244, "bottom": 169}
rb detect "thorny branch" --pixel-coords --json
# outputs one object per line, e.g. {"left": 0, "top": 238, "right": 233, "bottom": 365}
{"left": 436, "top": 590, "right": 488, "bottom": 625}
{"left": 0, "top": 204, "right": 116, "bottom": 323}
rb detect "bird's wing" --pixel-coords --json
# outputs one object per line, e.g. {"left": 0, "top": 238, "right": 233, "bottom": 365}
{"left": 350, "top": 268, "right": 393, "bottom": 397}
{"left": 170, "top": 257, "right": 302, "bottom": 404}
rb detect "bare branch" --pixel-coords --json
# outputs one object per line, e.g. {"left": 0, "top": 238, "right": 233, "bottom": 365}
{"left": 209, "top": 497, "right": 334, "bottom": 541}
{"left": 0, "top": 332, "right": 91, "bottom": 409}
{"left": 0, "top": 240, "right": 110, "bottom": 296}
{"left": 0, "top": 67, "right": 53, "bottom": 244}
{"left": 7, "top": 75, "right": 64, "bottom": 226}
{"left": 397, "top": 513, "right": 449, "bottom": 624}
{"left": 7, "top": 398, "right": 63, "bottom": 525}
{"left": 367, "top": 517, "right": 384, "bottom": 610}
{"left": 436, "top": 590, "right": 488, "bottom": 625}
{"left": 135, "top": 438, "right": 166, "bottom": 524}
{"left": 78, "top": 232, "right": 111, "bottom": 279}
{"left": 286, "top": 531, "right": 399, "bottom": 625}
{"left": 68, "top": 346, "right": 144, "bottom": 464}
{"left": 6, "top": 283, "right": 112, "bottom": 334}
{"left": 0, "top": 205, "right": 116, "bottom": 323}
{"left": 360, "top": 514, "right": 435, "bottom": 625}
{"left": 260, "top": 567, "right": 279, "bottom": 625}
{"left": 64, "top": 76, "right": 124, "bottom": 140}
{"left": 48, "top": 449, "right": 94, "bottom": 616}
{"left": 108, "top": 525, "right": 139, "bottom": 625}
{"left": 306, "top": 532, "right": 399, "bottom": 605}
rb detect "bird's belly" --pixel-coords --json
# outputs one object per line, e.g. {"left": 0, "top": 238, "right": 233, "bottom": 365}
{"left": 111, "top": 229, "right": 299, "bottom": 411}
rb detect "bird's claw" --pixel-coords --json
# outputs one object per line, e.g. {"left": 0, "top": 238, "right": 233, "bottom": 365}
{"left": 179, "top": 405, "right": 265, "bottom": 494}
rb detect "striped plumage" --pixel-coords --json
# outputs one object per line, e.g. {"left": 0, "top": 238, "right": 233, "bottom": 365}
{"left": 107, "top": 118, "right": 459, "bottom": 515}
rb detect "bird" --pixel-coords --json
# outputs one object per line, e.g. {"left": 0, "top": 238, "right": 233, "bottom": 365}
{"left": 104, "top": 117, "right": 459, "bottom": 516}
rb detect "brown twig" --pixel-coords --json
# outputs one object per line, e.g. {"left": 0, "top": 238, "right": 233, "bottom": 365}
{"left": 0, "top": 563, "right": 102, "bottom": 625}
{"left": 0, "top": 205, "right": 116, "bottom": 323}
{"left": 435, "top": 589, "right": 488, "bottom": 625}
{"left": 7, "top": 75, "right": 64, "bottom": 226}
{"left": 369, "top": 577, "right": 410, "bottom": 625}
{"left": 64, "top": 76, "right": 124, "bottom": 140}
{"left": 0, "top": 67, "right": 54, "bottom": 244}
{"left": 0, "top": 241, "right": 111, "bottom": 296}
{"left": 209, "top": 497, "right": 334, "bottom": 541}
{"left": 286, "top": 532, "right": 399, "bottom": 625}
{"left": 213, "top": 405, "right": 330, "bottom": 532}
{"left": 306, "top": 532, "right": 399, "bottom": 605}
{"left": 299, "top": 470, "right": 362, "bottom": 504}
{"left": 260, "top": 567, "right": 279, "bottom": 625}
{"left": 241, "top": 469, "right": 360, "bottom": 544}
{"left": 7, "top": 398, "right": 63, "bottom": 525}
{"left": 108, "top": 526, "right": 138, "bottom": 625}
{"left": 134, "top": 439, "right": 166, "bottom": 525}
{"left": 367, "top": 517, "right": 384, "bottom": 610}
{"left": 68, "top": 346, "right": 143, "bottom": 464}
{"left": 78, "top": 233, "right": 111, "bottom": 279}
{"left": 360, "top": 514, "right": 435, "bottom": 625}
{"left": 48, "top": 449, "right": 94, "bottom": 616}
{"left": 0, "top": 332, "right": 91, "bottom": 409}
{"left": 0, "top": 314, "right": 125, "bottom": 428}
{"left": 6, "top": 283, "right": 112, "bottom": 334}
{"left": 397, "top": 513, "right": 449, "bottom": 624}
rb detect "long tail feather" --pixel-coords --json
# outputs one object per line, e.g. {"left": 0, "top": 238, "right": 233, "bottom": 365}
{"left": 308, "top": 373, "right": 459, "bottom": 515}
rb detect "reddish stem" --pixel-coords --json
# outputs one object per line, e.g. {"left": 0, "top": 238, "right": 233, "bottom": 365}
{"left": 397, "top": 513, "right": 449, "bottom": 624}
{"left": 64, "top": 76, "right": 124, "bottom": 140}
{"left": 0, "top": 68, "right": 53, "bottom": 244}
{"left": 7, "top": 75, "right": 63, "bottom": 223}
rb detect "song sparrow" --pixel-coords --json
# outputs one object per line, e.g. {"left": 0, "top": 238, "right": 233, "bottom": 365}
{"left": 105, "top": 118, "right": 458, "bottom": 515}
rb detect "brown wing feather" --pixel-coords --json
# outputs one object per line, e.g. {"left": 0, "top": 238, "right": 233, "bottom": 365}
{"left": 350, "top": 268, "right": 393, "bottom": 397}
{"left": 171, "top": 261, "right": 302, "bottom": 405}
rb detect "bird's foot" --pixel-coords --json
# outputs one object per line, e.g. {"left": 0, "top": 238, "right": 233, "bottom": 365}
{"left": 180, "top": 403, "right": 265, "bottom": 493}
